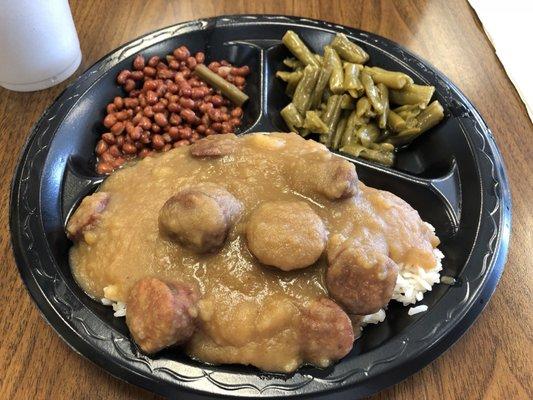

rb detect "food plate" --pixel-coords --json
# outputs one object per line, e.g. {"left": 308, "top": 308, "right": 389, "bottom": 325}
{"left": 9, "top": 15, "right": 511, "bottom": 399}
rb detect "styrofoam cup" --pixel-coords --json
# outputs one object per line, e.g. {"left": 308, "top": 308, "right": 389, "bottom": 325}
{"left": 0, "top": 0, "right": 82, "bottom": 92}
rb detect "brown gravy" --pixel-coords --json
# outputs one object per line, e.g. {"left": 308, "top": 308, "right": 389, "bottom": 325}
{"left": 69, "top": 132, "right": 439, "bottom": 372}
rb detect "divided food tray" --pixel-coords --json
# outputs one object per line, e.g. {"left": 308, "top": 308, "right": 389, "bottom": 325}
{"left": 9, "top": 15, "right": 511, "bottom": 399}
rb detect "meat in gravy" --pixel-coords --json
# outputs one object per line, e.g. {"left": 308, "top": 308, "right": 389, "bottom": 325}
{"left": 68, "top": 132, "right": 439, "bottom": 372}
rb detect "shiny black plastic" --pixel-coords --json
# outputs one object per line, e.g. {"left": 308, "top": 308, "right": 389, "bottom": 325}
{"left": 10, "top": 15, "right": 511, "bottom": 399}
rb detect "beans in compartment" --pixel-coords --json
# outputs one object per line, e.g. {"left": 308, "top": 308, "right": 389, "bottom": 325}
{"left": 95, "top": 46, "right": 250, "bottom": 174}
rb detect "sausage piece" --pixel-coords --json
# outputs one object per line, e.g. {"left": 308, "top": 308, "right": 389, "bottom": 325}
{"left": 189, "top": 133, "right": 238, "bottom": 157}
{"left": 290, "top": 154, "right": 358, "bottom": 200}
{"left": 326, "top": 234, "right": 398, "bottom": 315}
{"left": 301, "top": 297, "right": 354, "bottom": 367}
{"left": 126, "top": 277, "right": 199, "bottom": 354}
{"left": 159, "top": 183, "right": 242, "bottom": 253}
{"left": 246, "top": 201, "right": 327, "bottom": 271}
{"left": 66, "top": 192, "right": 110, "bottom": 240}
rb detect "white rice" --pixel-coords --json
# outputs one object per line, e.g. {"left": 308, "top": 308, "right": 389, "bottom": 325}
{"left": 101, "top": 296, "right": 126, "bottom": 317}
{"left": 362, "top": 246, "right": 445, "bottom": 326}
{"left": 408, "top": 305, "right": 429, "bottom": 315}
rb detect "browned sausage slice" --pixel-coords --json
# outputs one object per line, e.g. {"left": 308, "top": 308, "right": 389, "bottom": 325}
{"left": 66, "top": 192, "right": 110, "bottom": 240}
{"left": 246, "top": 201, "right": 327, "bottom": 271}
{"left": 301, "top": 297, "right": 355, "bottom": 367}
{"left": 126, "top": 277, "right": 199, "bottom": 354}
{"left": 159, "top": 183, "right": 242, "bottom": 253}
{"left": 290, "top": 154, "right": 359, "bottom": 201}
{"left": 327, "top": 242, "right": 398, "bottom": 315}
{"left": 189, "top": 133, "right": 238, "bottom": 157}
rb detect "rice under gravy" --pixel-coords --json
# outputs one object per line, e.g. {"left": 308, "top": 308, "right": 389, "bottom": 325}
{"left": 103, "top": 236, "right": 444, "bottom": 325}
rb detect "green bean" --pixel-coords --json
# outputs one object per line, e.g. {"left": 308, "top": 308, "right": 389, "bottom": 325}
{"left": 363, "top": 66, "right": 414, "bottom": 89}
{"left": 385, "top": 127, "right": 422, "bottom": 146}
{"left": 343, "top": 63, "right": 363, "bottom": 91}
{"left": 280, "top": 103, "right": 304, "bottom": 132}
{"left": 320, "top": 94, "right": 343, "bottom": 143}
{"left": 340, "top": 93, "right": 356, "bottom": 109}
{"left": 283, "top": 57, "right": 304, "bottom": 69}
{"left": 417, "top": 100, "right": 444, "bottom": 133}
{"left": 286, "top": 79, "right": 299, "bottom": 97}
{"left": 303, "top": 111, "right": 329, "bottom": 134}
{"left": 278, "top": 70, "right": 303, "bottom": 97}
{"left": 310, "top": 65, "right": 333, "bottom": 108}
{"left": 360, "top": 71, "right": 384, "bottom": 114}
{"left": 292, "top": 65, "right": 320, "bottom": 114}
{"left": 276, "top": 70, "right": 303, "bottom": 82}
{"left": 389, "top": 83, "right": 435, "bottom": 107}
{"left": 331, "top": 111, "right": 349, "bottom": 150}
{"left": 356, "top": 97, "right": 371, "bottom": 117}
{"left": 341, "top": 110, "right": 358, "bottom": 147}
{"left": 347, "top": 88, "right": 364, "bottom": 98}
{"left": 356, "top": 122, "right": 381, "bottom": 146}
{"left": 330, "top": 33, "right": 369, "bottom": 64}
{"left": 386, "top": 110, "right": 407, "bottom": 133}
{"left": 277, "top": 70, "right": 304, "bottom": 97}
{"left": 369, "top": 142, "right": 395, "bottom": 152}
{"left": 393, "top": 104, "right": 422, "bottom": 120}
{"left": 194, "top": 64, "right": 249, "bottom": 106}
{"left": 324, "top": 46, "right": 344, "bottom": 94}
{"left": 282, "top": 31, "right": 321, "bottom": 67}
{"left": 377, "top": 83, "right": 389, "bottom": 129}
{"left": 340, "top": 143, "right": 395, "bottom": 166}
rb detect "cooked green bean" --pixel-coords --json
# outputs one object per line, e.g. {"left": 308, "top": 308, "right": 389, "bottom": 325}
{"left": 277, "top": 70, "right": 303, "bottom": 97}
{"left": 356, "top": 97, "right": 371, "bottom": 117}
{"left": 324, "top": 46, "right": 344, "bottom": 94}
{"left": 370, "top": 142, "right": 395, "bottom": 152}
{"left": 280, "top": 103, "right": 304, "bottom": 132}
{"left": 341, "top": 143, "right": 395, "bottom": 166}
{"left": 347, "top": 89, "right": 363, "bottom": 98}
{"left": 194, "top": 64, "right": 249, "bottom": 106}
{"left": 286, "top": 78, "right": 299, "bottom": 97}
{"left": 394, "top": 104, "right": 422, "bottom": 120}
{"left": 385, "top": 127, "right": 422, "bottom": 146}
{"left": 356, "top": 123, "right": 380, "bottom": 147}
{"left": 386, "top": 110, "right": 407, "bottom": 133}
{"left": 276, "top": 30, "right": 445, "bottom": 166}
{"left": 292, "top": 65, "right": 320, "bottom": 114}
{"left": 331, "top": 111, "right": 349, "bottom": 150}
{"left": 320, "top": 94, "right": 343, "bottom": 143}
{"left": 417, "top": 100, "right": 444, "bottom": 133}
{"left": 389, "top": 83, "right": 435, "bottom": 107}
{"left": 310, "top": 65, "right": 333, "bottom": 108}
{"left": 282, "top": 31, "right": 321, "bottom": 67}
{"left": 340, "top": 93, "right": 356, "bottom": 109}
{"left": 341, "top": 110, "right": 359, "bottom": 148}
{"left": 363, "top": 66, "right": 414, "bottom": 89}
{"left": 377, "top": 83, "right": 389, "bottom": 129}
{"left": 303, "top": 110, "right": 329, "bottom": 134}
{"left": 276, "top": 70, "right": 303, "bottom": 82}
{"left": 283, "top": 57, "right": 304, "bottom": 69}
{"left": 360, "top": 71, "right": 384, "bottom": 114}
{"left": 330, "top": 33, "right": 369, "bottom": 64}
{"left": 343, "top": 63, "right": 363, "bottom": 91}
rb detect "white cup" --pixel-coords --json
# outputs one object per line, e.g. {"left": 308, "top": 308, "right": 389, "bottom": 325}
{"left": 0, "top": 0, "right": 82, "bottom": 92}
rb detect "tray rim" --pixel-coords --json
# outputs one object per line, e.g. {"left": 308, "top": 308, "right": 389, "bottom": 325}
{"left": 9, "top": 14, "right": 512, "bottom": 399}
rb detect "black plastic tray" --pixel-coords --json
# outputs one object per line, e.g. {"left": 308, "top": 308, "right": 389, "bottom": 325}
{"left": 9, "top": 15, "right": 511, "bottom": 399}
